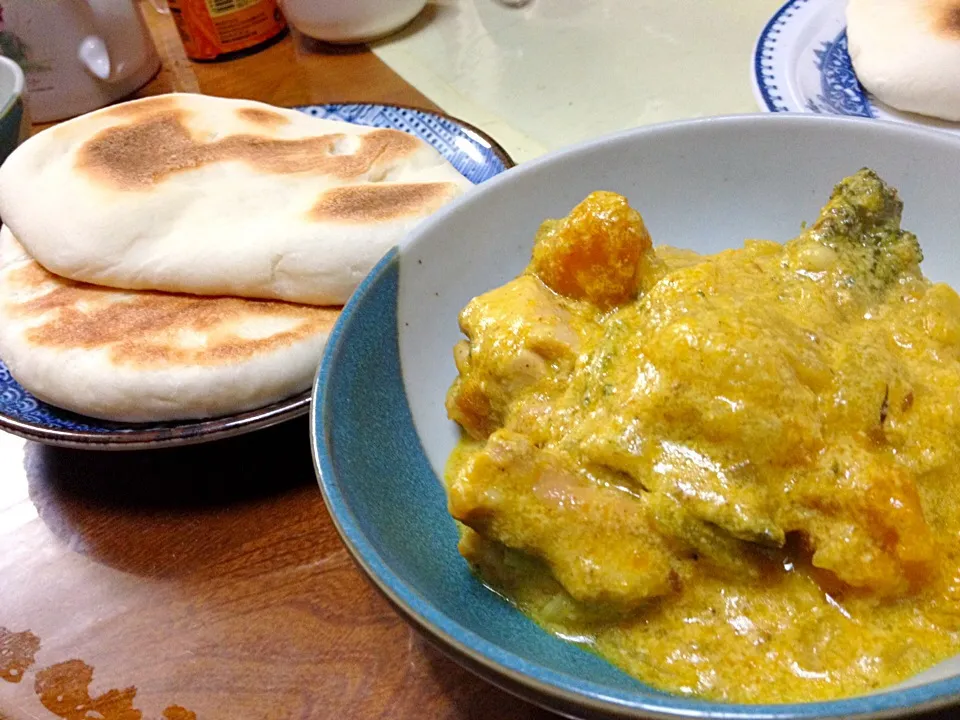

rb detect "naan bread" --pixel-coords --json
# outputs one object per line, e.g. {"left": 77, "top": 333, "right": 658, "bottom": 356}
{"left": 0, "top": 93, "right": 472, "bottom": 305}
{"left": 0, "top": 226, "right": 339, "bottom": 422}
{"left": 847, "top": 0, "right": 960, "bottom": 122}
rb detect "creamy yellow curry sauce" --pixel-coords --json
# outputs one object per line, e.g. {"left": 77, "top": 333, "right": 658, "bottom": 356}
{"left": 443, "top": 170, "right": 960, "bottom": 703}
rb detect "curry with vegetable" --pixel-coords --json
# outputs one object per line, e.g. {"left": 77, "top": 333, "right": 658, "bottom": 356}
{"left": 443, "top": 169, "right": 960, "bottom": 702}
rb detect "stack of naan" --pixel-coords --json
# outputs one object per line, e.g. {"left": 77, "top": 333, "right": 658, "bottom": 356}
{"left": 847, "top": 0, "right": 960, "bottom": 122}
{"left": 0, "top": 93, "right": 472, "bottom": 422}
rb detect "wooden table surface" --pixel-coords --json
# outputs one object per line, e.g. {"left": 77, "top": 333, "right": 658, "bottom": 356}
{"left": 0, "top": 7, "right": 956, "bottom": 720}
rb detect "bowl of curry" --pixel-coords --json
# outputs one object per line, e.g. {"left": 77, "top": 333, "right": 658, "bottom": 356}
{"left": 311, "top": 114, "right": 960, "bottom": 719}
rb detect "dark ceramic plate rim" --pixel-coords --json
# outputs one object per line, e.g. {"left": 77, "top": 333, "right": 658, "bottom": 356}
{"left": 0, "top": 102, "right": 515, "bottom": 450}
{"left": 310, "top": 115, "right": 960, "bottom": 720}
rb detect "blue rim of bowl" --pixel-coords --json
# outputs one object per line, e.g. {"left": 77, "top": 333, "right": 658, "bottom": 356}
{"left": 312, "top": 114, "right": 960, "bottom": 719}
{"left": 0, "top": 102, "right": 514, "bottom": 450}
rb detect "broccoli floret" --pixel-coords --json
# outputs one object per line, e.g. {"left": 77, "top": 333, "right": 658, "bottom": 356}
{"left": 807, "top": 168, "right": 923, "bottom": 292}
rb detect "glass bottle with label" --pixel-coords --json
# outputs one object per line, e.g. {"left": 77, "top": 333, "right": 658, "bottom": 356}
{"left": 167, "top": 0, "right": 287, "bottom": 61}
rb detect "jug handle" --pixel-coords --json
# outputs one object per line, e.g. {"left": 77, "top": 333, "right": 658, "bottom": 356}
{"left": 77, "top": 35, "right": 111, "bottom": 80}
{"left": 80, "top": 0, "right": 161, "bottom": 82}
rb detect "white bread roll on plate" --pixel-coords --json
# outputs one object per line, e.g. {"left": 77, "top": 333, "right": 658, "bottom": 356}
{"left": 847, "top": 0, "right": 960, "bottom": 122}
{"left": 0, "top": 226, "right": 339, "bottom": 422}
{"left": 0, "top": 93, "right": 473, "bottom": 305}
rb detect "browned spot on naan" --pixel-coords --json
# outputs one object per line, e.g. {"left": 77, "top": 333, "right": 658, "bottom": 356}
{"left": 35, "top": 660, "right": 141, "bottom": 720}
{"left": 8, "top": 256, "right": 340, "bottom": 370}
{"left": 75, "top": 110, "right": 423, "bottom": 190}
{"left": 9, "top": 261, "right": 57, "bottom": 291}
{"left": 99, "top": 95, "right": 180, "bottom": 119}
{"left": 0, "top": 627, "right": 40, "bottom": 683}
{"left": 236, "top": 107, "right": 291, "bottom": 127}
{"left": 944, "top": 4, "right": 960, "bottom": 36}
{"left": 309, "top": 182, "right": 459, "bottom": 223}
{"left": 930, "top": 0, "right": 960, "bottom": 37}
{"left": 51, "top": 98, "right": 175, "bottom": 143}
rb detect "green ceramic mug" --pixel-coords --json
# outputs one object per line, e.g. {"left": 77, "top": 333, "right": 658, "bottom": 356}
{"left": 0, "top": 55, "right": 27, "bottom": 169}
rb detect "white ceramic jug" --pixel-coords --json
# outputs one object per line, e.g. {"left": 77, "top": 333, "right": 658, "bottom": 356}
{"left": 0, "top": 0, "right": 161, "bottom": 122}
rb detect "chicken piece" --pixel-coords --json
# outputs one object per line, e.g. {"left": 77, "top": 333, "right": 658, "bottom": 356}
{"left": 448, "top": 429, "right": 674, "bottom": 612}
{"left": 575, "top": 406, "right": 786, "bottom": 549}
{"left": 646, "top": 441, "right": 785, "bottom": 547}
{"left": 531, "top": 191, "right": 655, "bottom": 308}
{"left": 576, "top": 414, "right": 784, "bottom": 578}
{"left": 781, "top": 439, "right": 936, "bottom": 596}
{"left": 457, "top": 528, "right": 624, "bottom": 626}
{"left": 581, "top": 246, "right": 830, "bottom": 468}
{"left": 446, "top": 275, "right": 582, "bottom": 440}
{"left": 645, "top": 492, "right": 771, "bottom": 580}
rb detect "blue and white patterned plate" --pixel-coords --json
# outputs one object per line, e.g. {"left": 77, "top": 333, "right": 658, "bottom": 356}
{"left": 0, "top": 102, "right": 513, "bottom": 450}
{"left": 753, "top": 0, "right": 960, "bottom": 134}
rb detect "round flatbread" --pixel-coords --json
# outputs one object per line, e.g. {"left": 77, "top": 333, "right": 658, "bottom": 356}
{"left": 0, "top": 93, "right": 473, "bottom": 305}
{"left": 0, "top": 226, "right": 339, "bottom": 422}
{"left": 847, "top": 0, "right": 960, "bottom": 122}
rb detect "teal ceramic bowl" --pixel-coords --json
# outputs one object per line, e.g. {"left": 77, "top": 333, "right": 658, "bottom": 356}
{"left": 0, "top": 55, "right": 27, "bottom": 170}
{"left": 311, "top": 114, "right": 960, "bottom": 719}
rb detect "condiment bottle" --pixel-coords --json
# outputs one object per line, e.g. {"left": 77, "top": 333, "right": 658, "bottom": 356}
{"left": 166, "top": 0, "right": 286, "bottom": 61}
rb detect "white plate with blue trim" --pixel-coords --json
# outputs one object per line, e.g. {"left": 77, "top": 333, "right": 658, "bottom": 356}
{"left": 0, "top": 102, "right": 513, "bottom": 450}
{"left": 753, "top": 0, "right": 960, "bottom": 135}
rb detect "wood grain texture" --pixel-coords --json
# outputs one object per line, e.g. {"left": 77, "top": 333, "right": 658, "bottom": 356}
{"left": 0, "top": 420, "right": 555, "bottom": 720}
